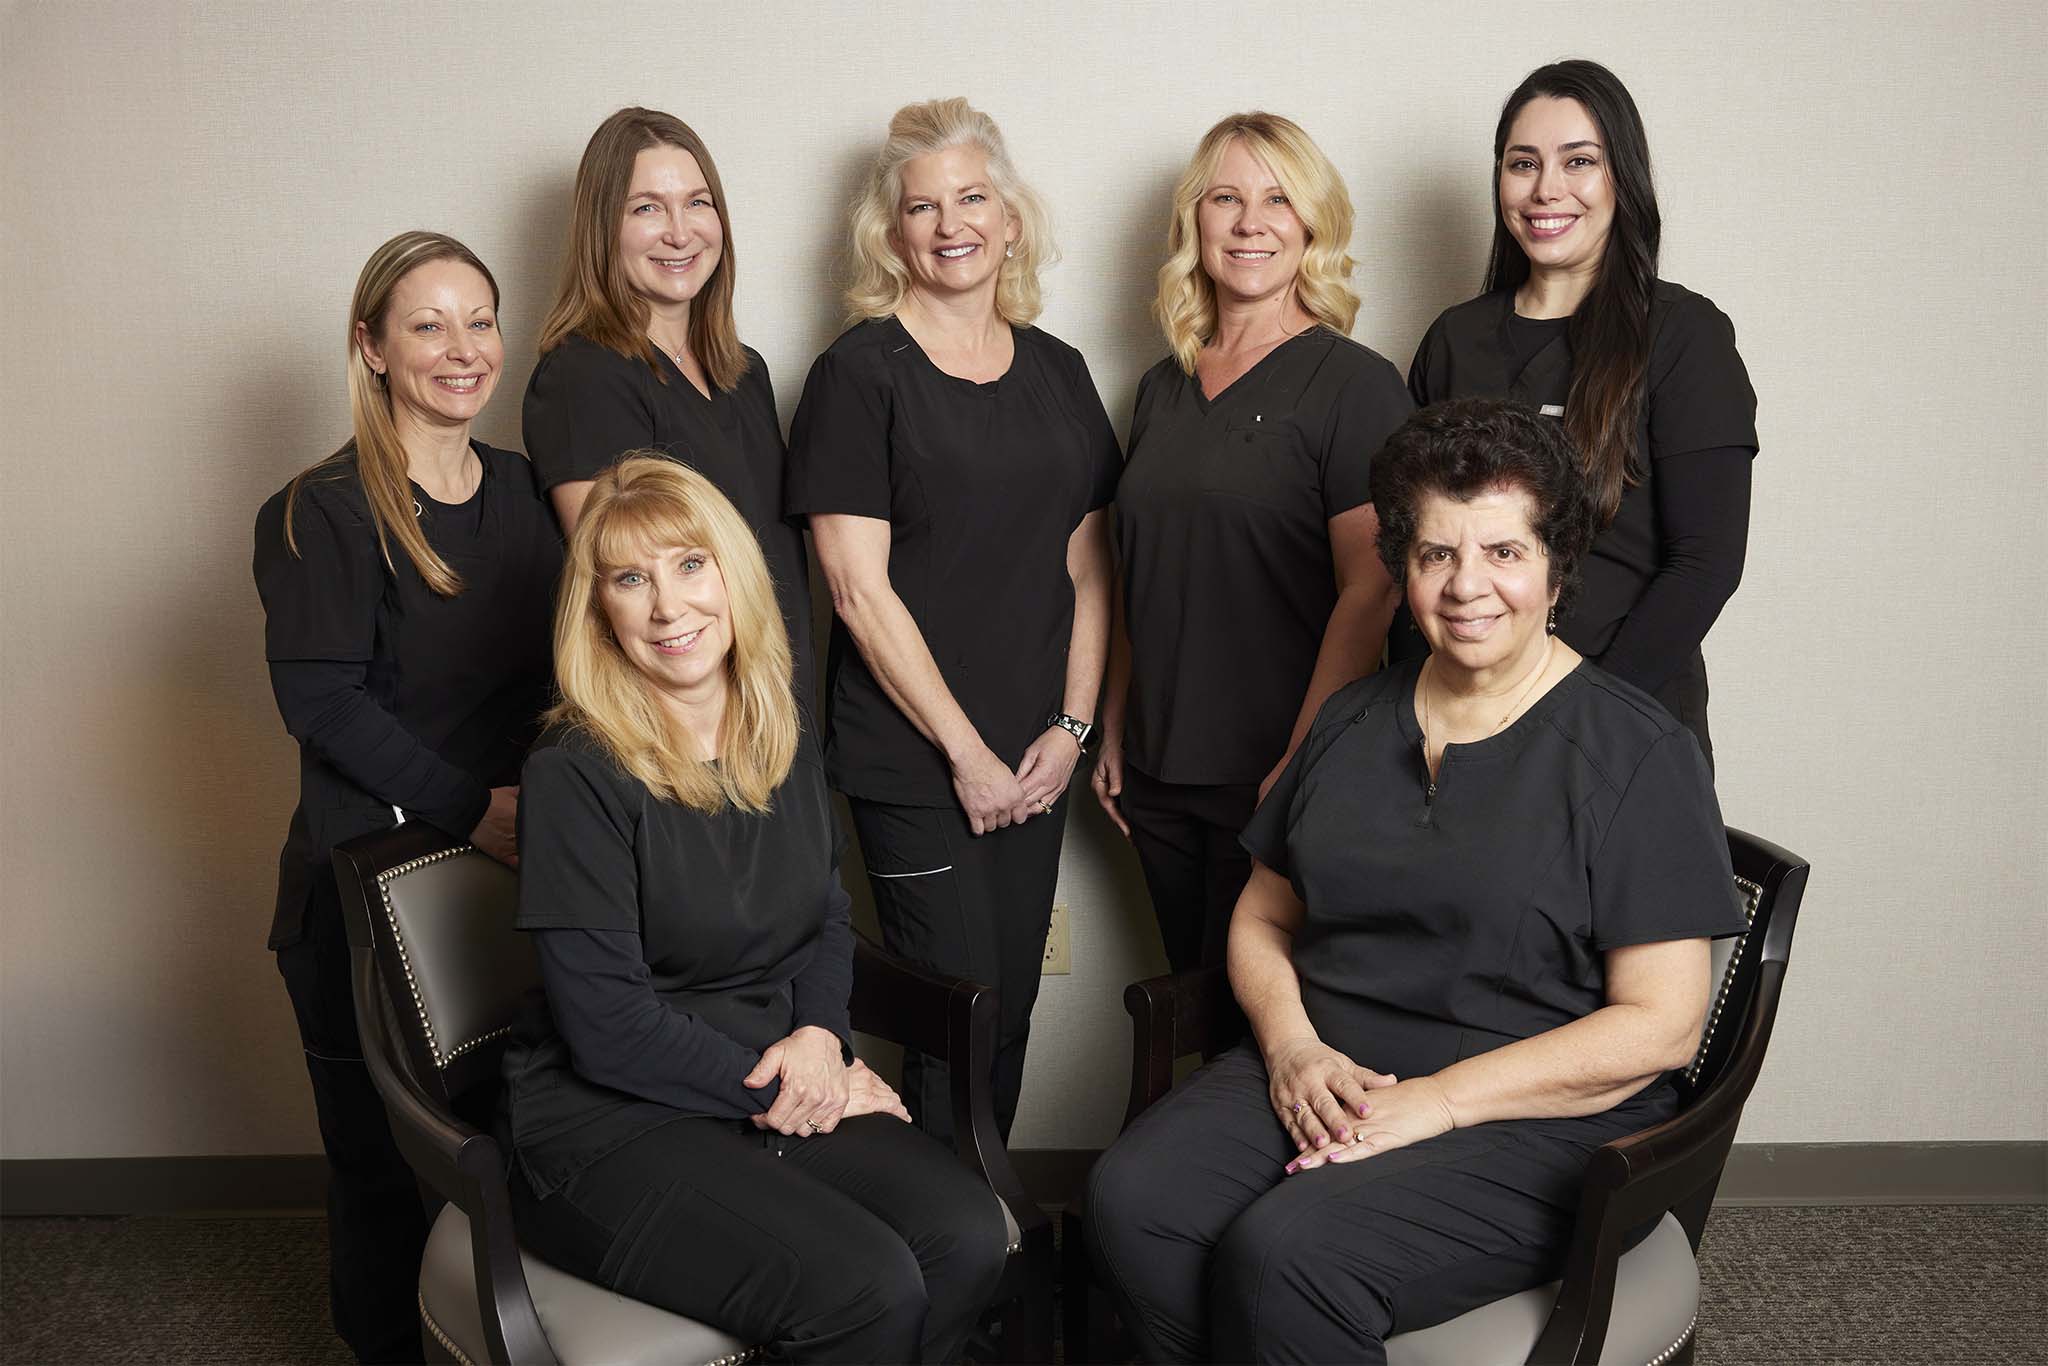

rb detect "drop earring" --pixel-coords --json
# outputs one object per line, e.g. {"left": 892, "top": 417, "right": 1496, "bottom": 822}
{"left": 1547, "top": 605, "right": 1557, "bottom": 634}
{"left": 1005, "top": 244, "right": 1014, "bottom": 259}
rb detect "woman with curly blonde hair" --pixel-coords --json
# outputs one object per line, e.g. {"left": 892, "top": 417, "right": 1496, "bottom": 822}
{"left": 1092, "top": 112, "right": 1413, "bottom": 973}
{"left": 786, "top": 96, "right": 1119, "bottom": 1146}
{"left": 499, "top": 456, "right": 1008, "bottom": 1364}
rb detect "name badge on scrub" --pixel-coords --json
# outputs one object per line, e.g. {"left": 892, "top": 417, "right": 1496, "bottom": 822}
{"left": 1539, "top": 403, "right": 1565, "bottom": 417}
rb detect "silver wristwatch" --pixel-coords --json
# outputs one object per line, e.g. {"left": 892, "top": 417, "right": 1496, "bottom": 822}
{"left": 1047, "top": 711, "right": 1094, "bottom": 749}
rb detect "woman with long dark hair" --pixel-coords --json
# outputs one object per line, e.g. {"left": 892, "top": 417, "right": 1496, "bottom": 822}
{"left": 1403, "top": 59, "right": 1756, "bottom": 764}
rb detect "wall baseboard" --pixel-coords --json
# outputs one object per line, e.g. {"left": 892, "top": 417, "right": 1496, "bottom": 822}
{"left": 3, "top": 1142, "right": 2040, "bottom": 1217}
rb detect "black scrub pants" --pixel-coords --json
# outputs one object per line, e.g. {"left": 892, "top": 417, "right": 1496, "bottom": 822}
{"left": 848, "top": 793, "right": 1067, "bottom": 1144}
{"left": 510, "top": 1114, "right": 1010, "bottom": 1364}
{"left": 275, "top": 882, "right": 430, "bottom": 1364}
{"left": 1118, "top": 764, "right": 1258, "bottom": 973}
{"left": 1085, "top": 1043, "right": 1654, "bottom": 1364}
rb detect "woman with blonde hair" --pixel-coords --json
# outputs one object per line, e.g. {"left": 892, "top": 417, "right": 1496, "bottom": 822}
{"left": 786, "top": 97, "right": 1118, "bottom": 1144}
{"left": 1091, "top": 112, "right": 1412, "bottom": 973}
{"left": 252, "top": 230, "right": 560, "bottom": 1360}
{"left": 523, "top": 106, "right": 813, "bottom": 702}
{"left": 498, "top": 456, "right": 1007, "bottom": 1364}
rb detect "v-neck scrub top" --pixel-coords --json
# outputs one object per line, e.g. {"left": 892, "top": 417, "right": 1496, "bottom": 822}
{"left": 1240, "top": 657, "right": 1748, "bottom": 1087}
{"left": 523, "top": 335, "right": 814, "bottom": 699}
{"left": 252, "top": 443, "right": 561, "bottom": 948}
{"left": 1403, "top": 282, "right": 1757, "bottom": 743}
{"left": 1116, "top": 328, "right": 1413, "bottom": 785}
{"left": 785, "top": 318, "right": 1121, "bottom": 805}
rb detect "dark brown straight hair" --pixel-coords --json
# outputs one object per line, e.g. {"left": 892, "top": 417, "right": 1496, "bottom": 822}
{"left": 1484, "top": 59, "right": 1661, "bottom": 525}
{"left": 536, "top": 107, "right": 747, "bottom": 391}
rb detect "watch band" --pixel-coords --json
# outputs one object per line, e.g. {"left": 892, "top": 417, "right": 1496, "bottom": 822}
{"left": 1047, "top": 711, "right": 1094, "bottom": 749}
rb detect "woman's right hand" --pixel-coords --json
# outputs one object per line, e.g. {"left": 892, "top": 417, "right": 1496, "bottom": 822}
{"left": 470, "top": 785, "right": 520, "bottom": 867}
{"left": 951, "top": 743, "right": 1028, "bottom": 836}
{"left": 841, "top": 1059, "right": 912, "bottom": 1123}
{"left": 1263, "top": 1036, "right": 1398, "bottom": 1154}
{"left": 1090, "top": 731, "right": 1131, "bottom": 838}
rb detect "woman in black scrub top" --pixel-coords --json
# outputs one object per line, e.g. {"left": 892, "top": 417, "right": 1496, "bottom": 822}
{"left": 1405, "top": 59, "right": 1757, "bottom": 766}
{"left": 1087, "top": 399, "right": 1747, "bottom": 1363}
{"left": 499, "top": 457, "right": 1006, "bottom": 1365}
{"left": 1092, "top": 112, "right": 1411, "bottom": 973}
{"left": 252, "top": 231, "right": 559, "bottom": 1362}
{"left": 524, "top": 107, "right": 813, "bottom": 703}
{"left": 788, "top": 97, "right": 1118, "bottom": 1144}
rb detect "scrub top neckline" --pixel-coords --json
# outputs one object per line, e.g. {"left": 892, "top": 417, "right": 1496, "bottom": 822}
{"left": 1193, "top": 326, "right": 1321, "bottom": 413}
{"left": 887, "top": 314, "right": 1013, "bottom": 397}
{"left": 1395, "top": 657, "right": 1588, "bottom": 764}
{"left": 651, "top": 348, "right": 719, "bottom": 404}
{"left": 411, "top": 440, "right": 493, "bottom": 510}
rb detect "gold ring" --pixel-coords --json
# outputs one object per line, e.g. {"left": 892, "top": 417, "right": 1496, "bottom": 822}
{"left": 1038, "top": 800, "right": 1053, "bottom": 814}
{"left": 805, "top": 1120, "right": 823, "bottom": 1134}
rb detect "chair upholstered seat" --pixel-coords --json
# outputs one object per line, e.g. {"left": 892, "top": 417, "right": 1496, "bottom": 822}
{"left": 419, "top": 1205, "right": 758, "bottom": 1366}
{"left": 1386, "top": 1213, "right": 1697, "bottom": 1366}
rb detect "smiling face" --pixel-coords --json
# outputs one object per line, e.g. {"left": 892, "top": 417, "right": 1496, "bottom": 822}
{"left": 356, "top": 258, "right": 502, "bottom": 431}
{"left": 1406, "top": 484, "right": 1558, "bottom": 684}
{"left": 617, "top": 144, "right": 725, "bottom": 322}
{"left": 600, "top": 541, "right": 733, "bottom": 708}
{"left": 1498, "top": 96, "right": 1615, "bottom": 283}
{"left": 1195, "top": 137, "right": 1307, "bottom": 308}
{"left": 893, "top": 142, "right": 1015, "bottom": 306}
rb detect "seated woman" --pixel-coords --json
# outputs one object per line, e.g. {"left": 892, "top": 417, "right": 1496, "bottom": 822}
{"left": 496, "top": 456, "right": 1008, "bottom": 1364}
{"left": 1086, "top": 397, "right": 1749, "bottom": 1364}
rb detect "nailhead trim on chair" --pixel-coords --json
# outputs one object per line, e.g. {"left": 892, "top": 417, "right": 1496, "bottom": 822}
{"left": 377, "top": 844, "right": 507, "bottom": 1071}
{"left": 1685, "top": 876, "right": 1761, "bottom": 1085}
{"left": 1646, "top": 1313, "right": 1697, "bottom": 1366}
{"left": 418, "top": 1292, "right": 474, "bottom": 1366}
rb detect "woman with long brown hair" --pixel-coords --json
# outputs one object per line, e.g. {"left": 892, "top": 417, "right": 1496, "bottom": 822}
{"left": 523, "top": 106, "right": 813, "bottom": 702}
{"left": 252, "top": 230, "right": 559, "bottom": 1360}
{"left": 1403, "top": 59, "right": 1757, "bottom": 766}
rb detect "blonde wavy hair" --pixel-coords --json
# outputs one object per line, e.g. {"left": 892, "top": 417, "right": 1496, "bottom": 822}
{"left": 1156, "top": 113, "right": 1360, "bottom": 373}
{"left": 548, "top": 456, "right": 797, "bottom": 813}
{"left": 284, "top": 230, "right": 498, "bottom": 597}
{"left": 844, "top": 97, "right": 1055, "bottom": 326}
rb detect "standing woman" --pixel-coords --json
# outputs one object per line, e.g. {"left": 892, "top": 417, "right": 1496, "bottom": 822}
{"left": 787, "top": 97, "right": 1119, "bottom": 1144}
{"left": 524, "top": 107, "right": 813, "bottom": 703}
{"left": 1092, "top": 113, "right": 1412, "bottom": 973}
{"left": 1404, "top": 59, "right": 1757, "bottom": 765}
{"left": 252, "top": 231, "right": 560, "bottom": 1361}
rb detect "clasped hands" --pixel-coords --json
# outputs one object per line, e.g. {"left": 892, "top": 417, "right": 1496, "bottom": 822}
{"left": 1264, "top": 1036, "right": 1457, "bottom": 1174}
{"left": 952, "top": 725, "right": 1081, "bottom": 836}
{"left": 743, "top": 1025, "right": 910, "bottom": 1136}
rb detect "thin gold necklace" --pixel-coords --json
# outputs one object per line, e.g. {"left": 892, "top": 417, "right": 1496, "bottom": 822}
{"left": 1419, "top": 637, "right": 1555, "bottom": 789}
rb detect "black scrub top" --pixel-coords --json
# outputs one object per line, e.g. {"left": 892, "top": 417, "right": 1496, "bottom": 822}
{"left": 523, "top": 335, "right": 814, "bottom": 704}
{"left": 252, "top": 443, "right": 561, "bottom": 948}
{"left": 785, "top": 318, "right": 1122, "bottom": 806}
{"left": 498, "top": 727, "right": 854, "bottom": 1196}
{"left": 1402, "top": 282, "right": 1758, "bottom": 743}
{"left": 1117, "top": 328, "right": 1413, "bottom": 786}
{"left": 1240, "top": 658, "right": 1748, "bottom": 1093}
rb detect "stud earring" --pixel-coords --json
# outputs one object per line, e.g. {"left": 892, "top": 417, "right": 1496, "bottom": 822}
{"left": 1005, "top": 244, "right": 1014, "bottom": 259}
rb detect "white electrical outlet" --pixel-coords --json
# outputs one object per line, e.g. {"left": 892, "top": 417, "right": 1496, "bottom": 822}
{"left": 1042, "top": 902, "right": 1071, "bottom": 974}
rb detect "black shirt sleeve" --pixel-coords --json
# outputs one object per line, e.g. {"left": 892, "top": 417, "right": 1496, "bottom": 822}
{"left": 785, "top": 348, "right": 893, "bottom": 520}
{"left": 522, "top": 340, "right": 658, "bottom": 493}
{"left": 1406, "top": 316, "right": 1447, "bottom": 408}
{"left": 254, "top": 477, "right": 380, "bottom": 663}
{"left": 1648, "top": 295, "right": 1758, "bottom": 460}
{"left": 1069, "top": 347, "right": 1124, "bottom": 511}
{"left": 1594, "top": 446, "right": 1753, "bottom": 693}
{"left": 529, "top": 927, "right": 775, "bottom": 1118}
{"left": 266, "top": 659, "right": 491, "bottom": 839}
{"left": 1239, "top": 680, "right": 1379, "bottom": 876}
{"left": 1589, "top": 731, "right": 1749, "bottom": 949}
{"left": 1321, "top": 357, "right": 1415, "bottom": 518}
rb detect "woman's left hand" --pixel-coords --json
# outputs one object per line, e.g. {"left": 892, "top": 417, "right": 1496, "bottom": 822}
{"left": 745, "top": 1026, "right": 851, "bottom": 1136}
{"left": 1287, "top": 1077, "right": 1457, "bottom": 1173}
{"left": 1012, "top": 725, "right": 1081, "bottom": 823}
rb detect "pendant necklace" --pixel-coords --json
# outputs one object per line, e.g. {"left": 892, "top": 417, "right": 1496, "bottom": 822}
{"left": 1419, "top": 637, "right": 1555, "bottom": 803}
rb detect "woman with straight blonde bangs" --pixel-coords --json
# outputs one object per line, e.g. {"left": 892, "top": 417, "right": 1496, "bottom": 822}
{"left": 523, "top": 107, "right": 813, "bottom": 704}
{"left": 1093, "top": 112, "right": 1413, "bottom": 974}
{"left": 787, "top": 96, "right": 1120, "bottom": 1147}
{"left": 498, "top": 455, "right": 1008, "bottom": 1365}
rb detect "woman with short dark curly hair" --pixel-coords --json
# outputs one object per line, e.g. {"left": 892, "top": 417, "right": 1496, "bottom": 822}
{"left": 1087, "top": 396, "right": 1747, "bottom": 1363}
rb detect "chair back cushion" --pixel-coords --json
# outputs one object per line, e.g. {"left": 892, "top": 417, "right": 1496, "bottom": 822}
{"left": 1682, "top": 872, "right": 1764, "bottom": 1094}
{"left": 368, "top": 845, "right": 536, "bottom": 1108}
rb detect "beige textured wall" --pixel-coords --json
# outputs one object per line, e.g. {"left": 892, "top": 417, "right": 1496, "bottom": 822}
{"left": 3, "top": 1, "right": 2043, "bottom": 1161}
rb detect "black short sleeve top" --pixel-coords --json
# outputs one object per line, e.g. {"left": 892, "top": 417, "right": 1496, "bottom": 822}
{"left": 1404, "top": 281, "right": 1757, "bottom": 660}
{"left": 1116, "top": 329, "right": 1413, "bottom": 784}
{"left": 1239, "top": 658, "right": 1748, "bottom": 1084}
{"left": 785, "top": 318, "right": 1121, "bottom": 804}
{"left": 522, "top": 335, "right": 814, "bottom": 700}
{"left": 499, "top": 727, "right": 848, "bottom": 1192}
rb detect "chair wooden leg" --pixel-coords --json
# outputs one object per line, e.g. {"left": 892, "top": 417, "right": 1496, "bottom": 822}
{"left": 1061, "top": 1204, "right": 1093, "bottom": 1364}
{"left": 1002, "top": 1221, "right": 1055, "bottom": 1364}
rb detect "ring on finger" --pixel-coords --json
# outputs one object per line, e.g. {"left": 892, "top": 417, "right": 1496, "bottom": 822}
{"left": 1290, "top": 1100, "right": 1306, "bottom": 1115}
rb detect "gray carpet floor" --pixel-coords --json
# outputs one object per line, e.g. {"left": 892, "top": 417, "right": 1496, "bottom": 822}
{"left": 3, "top": 1205, "right": 2043, "bottom": 1364}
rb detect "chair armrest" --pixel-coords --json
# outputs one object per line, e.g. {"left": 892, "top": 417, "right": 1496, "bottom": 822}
{"left": 1120, "top": 965, "right": 1242, "bottom": 1127}
{"left": 847, "top": 935, "right": 1044, "bottom": 1241}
